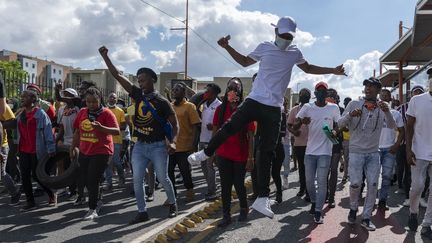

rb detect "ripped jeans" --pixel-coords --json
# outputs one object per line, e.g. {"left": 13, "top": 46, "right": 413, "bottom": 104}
{"left": 348, "top": 152, "right": 380, "bottom": 220}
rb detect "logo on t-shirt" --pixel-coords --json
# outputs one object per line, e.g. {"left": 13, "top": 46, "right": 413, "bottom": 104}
{"left": 80, "top": 119, "right": 98, "bottom": 143}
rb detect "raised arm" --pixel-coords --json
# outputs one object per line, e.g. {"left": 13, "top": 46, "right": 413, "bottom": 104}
{"left": 298, "top": 62, "right": 346, "bottom": 76}
{"left": 99, "top": 46, "right": 133, "bottom": 93}
{"left": 217, "top": 36, "right": 256, "bottom": 67}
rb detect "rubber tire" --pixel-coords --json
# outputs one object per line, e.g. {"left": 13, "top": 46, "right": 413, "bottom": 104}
{"left": 36, "top": 145, "right": 79, "bottom": 189}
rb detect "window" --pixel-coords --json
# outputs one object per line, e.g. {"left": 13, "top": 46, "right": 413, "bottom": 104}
{"left": 25, "top": 62, "right": 28, "bottom": 67}
{"left": 59, "top": 70, "right": 61, "bottom": 75}
{"left": 32, "top": 64, "right": 35, "bottom": 69}
{"left": 53, "top": 68, "right": 56, "bottom": 74}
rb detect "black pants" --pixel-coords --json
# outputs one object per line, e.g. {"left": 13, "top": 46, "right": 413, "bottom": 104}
{"left": 328, "top": 152, "right": 341, "bottom": 202}
{"left": 78, "top": 154, "right": 109, "bottom": 210}
{"left": 169, "top": 151, "right": 194, "bottom": 196}
{"left": 6, "top": 143, "right": 20, "bottom": 181}
{"left": 205, "top": 98, "right": 281, "bottom": 197}
{"left": 396, "top": 144, "right": 411, "bottom": 198}
{"left": 294, "top": 146, "right": 307, "bottom": 193}
{"left": 217, "top": 156, "right": 247, "bottom": 214}
{"left": 271, "top": 139, "right": 285, "bottom": 194}
{"left": 19, "top": 152, "right": 53, "bottom": 203}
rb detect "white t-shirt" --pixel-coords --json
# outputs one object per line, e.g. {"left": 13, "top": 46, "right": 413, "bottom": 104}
{"left": 406, "top": 93, "right": 432, "bottom": 161}
{"left": 297, "top": 102, "right": 341, "bottom": 156}
{"left": 247, "top": 42, "right": 306, "bottom": 107}
{"left": 379, "top": 109, "right": 404, "bottom": 149}
{"left": 60, "top": 106, "right": 79, "bottom": 146}
{"left": 200, "top": 99, "right": 221, "bottom": 143}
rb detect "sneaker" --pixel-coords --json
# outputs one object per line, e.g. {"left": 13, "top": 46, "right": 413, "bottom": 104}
{"left": 314, "top": 211, "right": 323, "bottom": 224}
{"left": 95, "top": 200, "right": 103, "bottom": 214}
{"left": 67, "top": 192, "right": 78, "bottom": 201}
{"left": 168, "top": 204, "right": 178, "bottom": 218}
{"left": 187, "top": 150, "right": 210, "bottom": 166}
{"left": 328, "top": 199, "right": 335, "bottom": 209}
{"left": 408, "top": 213, "right": 418, "bottom": 231}
{"left": 218, "top": 213, "right": 232, "bottom": 227}
{"left": 48, "top": 194, "right": 57, "bottom": 207}
{"left": 10, "top": 193, "right": 21, "bottom": 206}
{"left": 238, "top": 208, "right": 248, "bottom": 222}
{"left": 276, "top": 192, "right": 283, "bottom": 204}
{"left": 205, "top": 193, "right": 218, "bottom": 201}
{"left": 74, "top": 196, "right": 86, "bottom": 206}
{"left": 20, "top": 201, "right": 36, "bottom": 212}
{"left": 378, "top": 200, "right": 388, "bottom": 211}
{"left": 250, "top": 197, "right": 274, "bottom": 218}
{"left": 361, "top": 219, "right": 376, "bottom": 231}
{"left": 83, "top": 209, "right": 98, "bottom": 220}
{"left": 420, "top": 198, "right": 428, "bottom": 208}
{"left": 186, "top": 189, "right": 195, "bottom": 202}
{"left": 129, "top": 212, "right": 150, "bottom": 225}
{"left": 421, "top": 226, "right": 432, "bottom": 239}
{"left": 283, "top": 176, "right": 289, "bottom": 190}
{"left": 145, "top": 194, "right": 154, "bottom": 202}
{"left": 348, "top": 209, "right": 357, "bottom": 225}
{"left": 309, "top": 203, "right": 316, "bottom": 215}
{"left": 403, "top": 199, "right": 410, "bottom": 207}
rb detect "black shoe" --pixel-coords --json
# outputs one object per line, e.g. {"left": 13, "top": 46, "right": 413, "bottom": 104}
{"left": 276, "top": 192, "right": 282, "bottom": 204}
{"left": 10, "top": 193, "right": 21, "bottom": 205}
{"left": 314, "top": 211, "right": 323, "bottom": 224}
{"left": 348, "top": 209, "right": 357, "bottom": 225}
{"left": 421, "top": 226, "right": 432, "bottom": 239}
{"left": 128, "top": 212, "right": 149, "bottom": 225}
{"left": 309, "top": 203, "right": 316, "bottom": 215}
{"left": 408, "top": 213, "right": 419, "bottom": 231}
{"left": 296, "top": 190, "right": 305, "bottom": 197}
{"left": 145, "top": 194, "right": 154, "bottom": 202}
{"left": 361, "top": 219, "right": 376, "bottom": 231}
{"left": 218, "top": 213, "right": 231, "bottom": 227}
{"left": 238, "top": 208, "right": 248, "bottom": 222}
{"left": 328, "top": 199, "right": 335, "bottom": 208}
{"left": 20, "top": 201, "right": 36, "bottom": 212}
{"left": 168, "top": 204, "right": 177, "bottom": 218}
{"left": 378, "top": 200, "right": 388, "bottom": 211}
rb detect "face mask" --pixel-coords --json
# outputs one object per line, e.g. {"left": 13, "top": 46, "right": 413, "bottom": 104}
{"left": 202, "top": 92, "right": 210, "bottom": 101}
{"left": 227, "top": 90, "right": 240, "bottom": 103}
{"left": 275, "top": 35, "right": 292, "bottom": 51}
{"left": 299, "top": 95, "right": 310, "bottom": 104}
{"left": 315, "top": 90, "right": 327, "bottom": 103}
{"left": 108, "top": 103, "right": 116, "bottom": 108}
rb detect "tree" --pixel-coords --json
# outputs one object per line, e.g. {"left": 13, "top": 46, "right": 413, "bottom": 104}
{"left": 0, "top": 60, "right": 28, "bottom": 98}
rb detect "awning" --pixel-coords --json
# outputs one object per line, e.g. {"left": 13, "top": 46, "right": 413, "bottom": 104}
{"left": 377, "top": 69, "right": 416, "bottom": 87}
{"left": 412, "top": 0, "right": 432, "bottom": 47}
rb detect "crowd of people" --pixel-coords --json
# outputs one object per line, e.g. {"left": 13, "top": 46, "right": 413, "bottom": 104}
{"left": 1, "top": 15, "right": 432, "bottom": 239}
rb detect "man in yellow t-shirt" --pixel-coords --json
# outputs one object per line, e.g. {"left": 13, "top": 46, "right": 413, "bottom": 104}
{"left": 0, "top": 104, "right": 20, "bottom": 204}
{"left": 104, "top": 93, "right": 126, "bottom": 190}
{"left": 169, "top": 83, "right": 201, "bottom": 201}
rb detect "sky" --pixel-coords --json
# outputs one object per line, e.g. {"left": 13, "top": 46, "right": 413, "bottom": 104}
{"left": 0, "top": 0, "right": 415, "bottom": 100}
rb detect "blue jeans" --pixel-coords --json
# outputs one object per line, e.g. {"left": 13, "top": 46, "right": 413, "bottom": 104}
{"left": 132, "top": 141, "right": 176, "bottom": 212}
{"left": 409, "top": 159, "right": 432, "bottom": 227}
{"left": 305, "top": 155, "right": 331, "bottom": 212}
{"left": 349, "top": 152, "right": 380, "bottom": 219}
{"left": 282, "top": 143, "right": 290, "bottom": 177}
{"left": 379, "top": 148, "right": 396, "bottom": 201}
{"left": 104, "top": 143, "right": 124, "bottom": 185}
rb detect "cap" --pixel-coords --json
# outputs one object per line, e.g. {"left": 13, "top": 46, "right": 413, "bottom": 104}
{"left": 61, "top": 88, "right": 79, "bottom": 97}
{"left": 315, "top": 81, "right": 328, "bottom": 90}
{"left": 363, "top": 77, "right": 382, "bottom": 88}
{"left": 27, "top": 84, "right": 42, "bottom": 95}
{"left": 411, "top": 85, "right": 424, "bottom": 93}
{"left": 271, "top": 16, "right": 297, "bottom": 36}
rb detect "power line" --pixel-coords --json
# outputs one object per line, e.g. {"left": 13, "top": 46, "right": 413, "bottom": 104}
{"left": 136, "top": 0, "right": 249, "bottom": 74}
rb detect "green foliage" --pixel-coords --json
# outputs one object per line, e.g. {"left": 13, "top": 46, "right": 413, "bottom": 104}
{"left": 0, "top": 60, "right": 29, "bottom": 98}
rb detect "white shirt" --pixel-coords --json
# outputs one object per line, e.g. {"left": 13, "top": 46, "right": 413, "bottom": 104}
{"left": 60, "top": 106, "right": 79, "bottom": 146}
{"left": 200, "top": 98, "right": 222, "bottom": 143}
{"left": 379, "top": 109, "right": 404, "bottom": 149}
{"left": 247, "top": 42, "right": 306, "bottom": 107}
{"left": 297, "top": 102, "right": 341, "bottom": 156}
{"left": 406, "top": 93, "right": 432, "bottom": 161}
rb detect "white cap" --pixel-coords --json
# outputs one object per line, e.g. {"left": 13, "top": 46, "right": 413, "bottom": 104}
{"left": 271, "top": 16, "right": 297, "bottom": 36}
{"left": 61, "top": 88, "right": 79, "bottom": 97}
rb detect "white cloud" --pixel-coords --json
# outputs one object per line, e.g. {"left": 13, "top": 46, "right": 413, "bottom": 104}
{"left": 289, "top": 50, "right": 383, "bottom": 101}
{"left": 111, "top": 42, "right": 144, "bottom": 63}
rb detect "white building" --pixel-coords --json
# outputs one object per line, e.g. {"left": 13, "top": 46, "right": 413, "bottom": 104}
{"left": 19, "top": 57, "right": 37, "bottom": 83}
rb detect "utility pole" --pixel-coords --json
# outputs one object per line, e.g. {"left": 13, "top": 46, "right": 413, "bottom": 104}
{"left": 170, "top": 0, "right": 189, "bottom": 80}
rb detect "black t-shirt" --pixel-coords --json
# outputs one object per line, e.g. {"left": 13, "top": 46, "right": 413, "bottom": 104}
{"left": 130, "top": 86, "right": 175, "bottom": 143}
{"left": 332, "top": 106, "right": 345, "bottom": 153}
{"left": 0, "top": 72, "right": 5, "bottom": 98}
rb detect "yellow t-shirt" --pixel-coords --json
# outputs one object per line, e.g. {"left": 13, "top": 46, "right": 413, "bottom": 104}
{"left": 0, "top": 105, "right": 15, "bottom": 146}
{"left": 172, "top": 100, "right": 201, "bottom": 152}
{"left": 127, "top": 104, "right": 138, "bottom": 143}
{"left": 342, "top": 131, "right": 350, "bottom": 141}
{"left": 109, "top": 106, "right": 125, "bottom": 144}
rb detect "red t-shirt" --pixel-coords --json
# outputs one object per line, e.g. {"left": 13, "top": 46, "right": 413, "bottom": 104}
{"left": 18, "top": 108, "right": 38, "bottom": 154}
{"left": 73, "top": 108, "right": 118, "bottom": 156}
{"left": 213, "top": 104, "right": 255, "bottom": 162}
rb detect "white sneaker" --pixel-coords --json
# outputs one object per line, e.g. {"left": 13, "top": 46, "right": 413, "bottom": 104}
{"left": 403, "top": 199, "right": 410, "bottom": 207}
{"left": 420, "top": 198, "right": 428, "bottom": 208}
{"left": 283, "top": 176, "right": 289, "bottom": 190}
{"left": 83, "top": 209, "right": 98, "bottom": 220}
{"left": 250, "top": 197, "right": 274, "bottom": 218}
{"left": 187, "top": 150, "right": 209, "bottom": 166}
